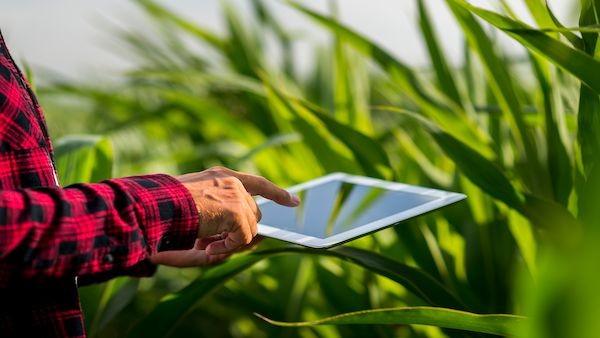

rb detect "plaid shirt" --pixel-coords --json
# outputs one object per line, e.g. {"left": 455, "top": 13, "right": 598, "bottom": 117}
{"left": 0, "top": 32, "right": 200, "bottom": 337}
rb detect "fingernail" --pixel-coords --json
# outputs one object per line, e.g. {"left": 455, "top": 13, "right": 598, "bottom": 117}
{"left": 291, "top": 194, "right": 300, "bottom": 206}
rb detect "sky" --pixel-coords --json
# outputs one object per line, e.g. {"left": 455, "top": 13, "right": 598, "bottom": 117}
{"left": 0, "top": 0, "right": 574, "bottom": 81}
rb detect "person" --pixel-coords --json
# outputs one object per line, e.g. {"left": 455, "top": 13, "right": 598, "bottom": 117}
{"left": 0, "top": 30, "right": 300, "bottom": 337}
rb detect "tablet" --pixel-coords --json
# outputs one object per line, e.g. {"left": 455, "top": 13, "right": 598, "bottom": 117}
{"left": 256, "top": 173, "right": 466, "bottom": 248}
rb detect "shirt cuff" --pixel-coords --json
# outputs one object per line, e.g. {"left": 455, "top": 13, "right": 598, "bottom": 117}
{"left": 114, "top": 174, "right": 200, "bottom": 256}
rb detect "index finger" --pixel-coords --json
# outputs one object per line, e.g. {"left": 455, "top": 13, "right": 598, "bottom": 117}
{"left": 230, "top": 172, "right": 300, "bottom": 207}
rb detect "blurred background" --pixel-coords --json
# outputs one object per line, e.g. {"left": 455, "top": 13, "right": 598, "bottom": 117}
{"left": 2, "top": 1, "right": 600, "bottom": 338}
{"left": 1, "top": 0, "right": 574, "bottom": 78}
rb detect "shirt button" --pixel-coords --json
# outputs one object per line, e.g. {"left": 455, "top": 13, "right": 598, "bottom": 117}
{"left": 103, "top": 254, "right": 114, "bottom": 264}
{"left": 158, "top": 235, "right": 173, "bottom": 252}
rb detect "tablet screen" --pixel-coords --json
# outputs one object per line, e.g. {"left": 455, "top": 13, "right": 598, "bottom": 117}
{"left": 258, "top": 179, "right": 437, "bottom": 239}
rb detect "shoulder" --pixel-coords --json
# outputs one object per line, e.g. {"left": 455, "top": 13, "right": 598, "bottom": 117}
{"left": 0, "top": 54, "right": 45, "bottom": 151}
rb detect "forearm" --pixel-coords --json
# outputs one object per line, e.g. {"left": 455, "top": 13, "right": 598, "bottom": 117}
{"left": 0, "top": 174, "right": 199, "bottom": 280}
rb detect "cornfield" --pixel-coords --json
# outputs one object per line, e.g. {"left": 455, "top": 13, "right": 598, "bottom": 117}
{"left": 34, "top": 0, "right": 600, "bottom": 337}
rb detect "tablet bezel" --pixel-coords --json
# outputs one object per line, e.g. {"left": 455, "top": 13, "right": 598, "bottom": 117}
{"left": 256, "top": 173, "right": 466, "bottom": 249}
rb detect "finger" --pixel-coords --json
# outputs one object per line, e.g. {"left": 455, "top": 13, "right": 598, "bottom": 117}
{"left": 236, "top": 235, "right": 264, "bottom": 253}
{"left": 229, "top": 172, "right": 300, "bottom": 207}
{"left": 243, "top": 194, "right": 259, "bottom": 237}
{"left": 205, "top": 221, "right": 252, "bottom": 255}
{"left": 204, "top": 253, "right": 232, "bottom": 265}
{"left": 196, "top": 234, "right": 226, "bottom": 250}
{"left": 150, "top": 249, "right": 210, "bottom": 267}
{"left": 245, "top": 210, "right": 258, "bottom": 238}
{"left": 245, "top": 193, "right": 262, "bottom": 222}
{"left": 206, "top": 214, "right": 254, "bottom": 255}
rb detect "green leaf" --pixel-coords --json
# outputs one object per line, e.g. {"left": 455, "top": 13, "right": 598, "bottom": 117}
{"left": 417, "top": 0, "right": 463, "bottom": 108}
{"left": 508, "top": 210, "right": 537, "bottom": 276}
{"left": 394, "top": 130, "right": 453, "bottom": 187}
{"left": 579, "top": 160, "right": 600, "bottom": 228}
{"left": 446, "top": 0, "right": 535, "bottom": 163}
{"left": 328, "top": 246, "right": 469, "bottom": 310}
{"left": 333, "top": 30, "right": 374, "bottom": 134}
{"left": 314, "top": 112, "right": 391, "bottom": 179}
{"left": 529, "top": 55, "right": 573, "bottom": 204}
{"left": 288, "top": 1, "right": 494, "bottom": 159}
{"left": 314, "top": 259, "right": 373, "bottom": 337}
{"left": 253, "top": 0, "right": 296, "bottom": 77}
{"left": 223, "top": 1, "right": 263, "bottom": 77}
{"left": 375, "top": 106, "right": 524, "bottom": 211}
{"left": 375, "top": 106, "right": 579, "bottom": 237}
{"left": 435, "top": 130, "right": 523, "bottom": 210}
{"left": 523, "top": 0, "right": 556, "bottom": 28}
{"left": 521, "top": 193, "right": 581, "bottom": 246}
{"left": 578, "top": 1, "right": 600, "bottom": 174}
{"left": 131, "top": 246, "right": 470, "bottom": 337}
{"left": 80, "top": 278, "right": 139, "bottom": 338}
{"left": 522, "top": 0, "right": 583, "bottom": 49}
{"left": 262, "top": 80, "right": 359, "bottom": 174}
{"left": 256, "top": 306, "right": 527, "bottom": 336}
{"left": 231, "top": 133, "right": 301, "bottom": 167}
{"left": 136, "top": 0, "right": 225, "bottom": 50}
{"left": 128, "top": 254, "right": 265, "bottom": 338}
{"left": 450, "top": 0, "right": 600, "bottom": 94}
{"left": 291, "top": 99, "right": 392, "bottom": 179}
{"left": 545, "top": 12, "right": 584, "bottom": 50}
{"left": 54, "top": 135, "right": 113, "bottom": 185}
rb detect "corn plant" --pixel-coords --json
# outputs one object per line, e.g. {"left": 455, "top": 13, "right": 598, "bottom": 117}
{"left": 43, "top": 0, "right": 600, "bottom": 337}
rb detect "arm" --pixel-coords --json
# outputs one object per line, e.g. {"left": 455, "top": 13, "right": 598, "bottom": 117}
{"left": 0, "top": 173, "right": 199, "bottom": 280}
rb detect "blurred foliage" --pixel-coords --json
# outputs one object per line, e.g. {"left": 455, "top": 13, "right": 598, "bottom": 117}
{"left": 44, "top": 0, "right": 600, "bottom": 337}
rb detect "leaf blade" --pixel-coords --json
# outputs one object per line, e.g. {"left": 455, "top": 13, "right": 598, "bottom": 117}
{"left": 256, "top": 306, "right": 527, "bottom": 336}
{"left": 452, "top": 0, "right": 600, "bottom": 94}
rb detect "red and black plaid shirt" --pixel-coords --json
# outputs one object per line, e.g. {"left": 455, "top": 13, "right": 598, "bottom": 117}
{"left": 0, "top": 31, "right": 200, "bottom": 337}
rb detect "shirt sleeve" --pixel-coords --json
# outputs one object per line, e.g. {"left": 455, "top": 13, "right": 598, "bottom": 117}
{"left": 0, "top": 173, "right": 199, "bottom": 281}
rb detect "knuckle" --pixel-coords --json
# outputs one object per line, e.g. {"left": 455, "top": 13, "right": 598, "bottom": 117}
{"left": 231, "top": 212, "right": 245, "bottom": 225}
{"left": 243, "top": 207, "right": 256, "bottom": 222}
{"left": 255, "top": 175, "right": 268, "bottom": 184}
{"left": 221, "top": 176, "right": 242, "bottom": 187}
{"left": 242, "top": 231, "right": 253, "bottom": 244}
{"left": 256, "top": 208, "right": 262, "bottom": 222}
{"left": 210, "top": 166, "right": 227, "bottom": 172}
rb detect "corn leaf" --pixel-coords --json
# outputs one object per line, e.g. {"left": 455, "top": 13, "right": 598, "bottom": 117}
{"left": 446, "top": 0, "right": 535, "bottom": 163}
{"left": 333, "top": 32, "right": 374, "bottom": 134}
{"left": 451, "top": 0, "right": 600, "bottom": 94}
{"left": 522, "top": 0, "right": 583, "bottom": 49}
{"left": 417, "top": 0, "right": 463, "bottom": 108}
{"left": 328, "top": 246, "right": 468, "bottom": 310}
{"left": 578, "top": 1, "right": 600, "bottom": 174}
{"left": 256, "top": 306, "right": 526, "bottom": 336}
{"left": 54, "top": 135, "right": 113, "bottom": 185}
{"left": 312, "top": 111, "right": 392, "bottom": 179}
{"left": 80, "top": 278, "right": 139, "bottom": 338}
{"left": 130, "top": 246, "right": 471, "bottom": 337}
{"left": 136, "top": 0, "right": 225, "bottom": 50}
{"left": 128, "top": 253, "right": 265, "bottom": 338}
{"left": 284, "top": 97, "right": 392, "bottom": 179}
{"left": 289, "top": 1, "right": 493, "bottom": 159}
{"left": 314, "top": 260, "right": 374, "bottom": 337}
{"left": 530, "top": 55, "right": 573, "bottom": 205}
{"left": 262, "top": 80, "right": 360, "bottom": 174}
{"left": 375, "top": 106, "right": 524, "bottom": 211}
{"left": 579, "top": 160, "right": 600, "bottom": 227}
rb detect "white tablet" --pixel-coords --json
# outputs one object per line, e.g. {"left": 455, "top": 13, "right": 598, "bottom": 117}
{"left": 256, "top": 173, "right": 466, "bottom": 249}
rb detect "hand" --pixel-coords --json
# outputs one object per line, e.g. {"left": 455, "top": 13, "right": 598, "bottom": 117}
{"left": 149, "top": 235, "right": 264, "bottom": 267}
{"left": 176, "top": 166, "right": 299, "bottom": 256}
{"left": 149, "top": 235, "right": 231, "bottom": 267}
